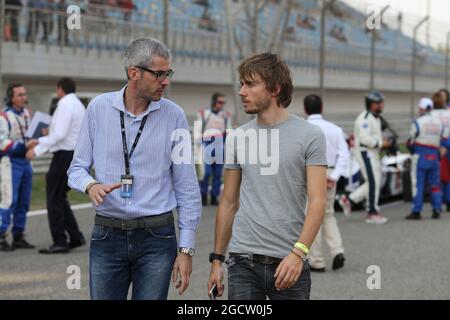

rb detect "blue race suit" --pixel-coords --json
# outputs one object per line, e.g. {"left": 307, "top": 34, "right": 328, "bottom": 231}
{"left": 431, "top": 108, "right": 450, "bottom": 205}
{"left": 409, "top": 112, "right": 444, "bottom": 213}
{"left": 197, "top": 108, "right": 231, "bottom": 198}
{"left": 0, "top": 105, "right": 33, "bottom": 237}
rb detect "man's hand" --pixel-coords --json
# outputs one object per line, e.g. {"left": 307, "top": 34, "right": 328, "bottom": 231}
{"left": 382, "top": 138, "right": 392, "bottom": 148}
{"left": 41, "top": 128, "right": 49, "bottom": 136}
{"left": 440, "top": 147, "right": 447, "bottom": 157}
{"left": 25, "top": 148, "right": 36, "bottom": 161}
{"left": 172, "top": 253, "right": 192, "bottom": 295}
{"left": 207, "top": 261, "right": 225, "bottom": 298}
{"left": 326, "top": 178, "right": 336, "bottom": 190}
{"left": 274, "top": 252, "right": 304, "bottom": 291}
{"left": 87, "top": 183, "right": 122, "bottom": 206}
{"left": 26, "top": 139, "right": 39, "bottom": 149}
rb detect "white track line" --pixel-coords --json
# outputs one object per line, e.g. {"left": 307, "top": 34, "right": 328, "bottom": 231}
{"left": 27, "top": 203, "right": 92, "bottom": 217}
{"left": 379, "top": 200, "right": 405, "bottom": 209}
{"left": 26, "top": 200, "right": 406, "bottom": 218}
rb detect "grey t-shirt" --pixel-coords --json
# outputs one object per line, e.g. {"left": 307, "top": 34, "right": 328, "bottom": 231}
{"left": 225, "top": 114, "right": 327, "bottom": 259}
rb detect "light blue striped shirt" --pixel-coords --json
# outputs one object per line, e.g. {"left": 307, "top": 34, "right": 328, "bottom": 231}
{"left": 68, "top": 86, "right": 202, "bottom": 248}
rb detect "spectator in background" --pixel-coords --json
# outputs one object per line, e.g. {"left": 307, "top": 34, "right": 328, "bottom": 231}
{"left": 26, "top": 78, "right": 86, "bottom": 254}
{"left": 56, "top": 0, "right": 69, "bottom": 45}
{"left": 26, "top": 0, "right": 54, "bottom": 43}
{"left": 117, "top": 0, "right": 135, "bottom": 21}
{"left": 296, "top": 14, "right": 316, "bottom": 31}
{"left": 195, "top": 92, "right": 232, "bottom": 206}
{"left": 199, "top": 7, "right": 217, "bottom": 32}
{"left": 406, "top": 98, "right": 446, "bottom": 220}
{"left": 439, "top": 88, "right": 450, "bottom": 108}
{"left": 283, "top": 26, "right": 297, "bottom": 42}
{"left": 0, "top": 84, "right": 36, "bottom": 251}
{"left": 431, "top": 91, "right": 450, "bottom": 212}
{"left": 5, "top": 0, "right": 22, "bottom": 42}
{"left": 330, "top": 25, "right": 347, "bottom": 43}
{"left": 89, "top": 0, "right": 106, "bottom": 17}
{"left": 305, "top": 95, "right": 349, "bottom": 272}
{"left": 338, "top": 91, "right": 391, "bottom": 224}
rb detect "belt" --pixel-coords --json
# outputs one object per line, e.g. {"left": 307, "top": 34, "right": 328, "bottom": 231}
{"left": 229, "top": 253, "right": 283, "bottom": 265}
{"left": 94, "top": 212, "right": 173, "bottom": 230}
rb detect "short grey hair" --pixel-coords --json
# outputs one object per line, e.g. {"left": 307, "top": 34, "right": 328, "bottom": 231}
{"left": 123, "top": 38, "right": 171, "bottom": 77}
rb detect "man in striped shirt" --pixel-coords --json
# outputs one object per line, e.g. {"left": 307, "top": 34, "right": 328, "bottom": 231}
{"left": 68, "top": 38, "right": 202, "bottom": 300}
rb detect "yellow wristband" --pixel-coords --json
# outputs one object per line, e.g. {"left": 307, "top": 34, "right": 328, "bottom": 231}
{"left": 294, "top": 242, "right": 309, "bottom": 255}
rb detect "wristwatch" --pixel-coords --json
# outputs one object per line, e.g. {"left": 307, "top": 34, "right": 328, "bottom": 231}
{"left": 179, "top": 247, "right": 195, "bottom": 257}
{"left": 209, "top": 252, "right": 225, "bottom": 263}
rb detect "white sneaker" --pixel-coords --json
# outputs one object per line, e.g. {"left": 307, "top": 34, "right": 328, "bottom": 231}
{"left": 365, "top": 214, "right": 388, "bottom": 224}
{"left": 338, "top": 194, "right": 352, "bottom": 216}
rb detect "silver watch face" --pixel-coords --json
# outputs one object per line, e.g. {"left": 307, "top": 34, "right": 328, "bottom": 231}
{"left": 180, "top": 247, "right": 195, "bottom": 256}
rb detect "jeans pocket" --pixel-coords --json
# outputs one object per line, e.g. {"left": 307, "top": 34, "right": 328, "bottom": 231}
{"left": 146, "top": 224, "right": 176, "bottom": 239}
{"left": 227, "top": 255, "right": 254, "bottom": 269}
{"left": 302, "top": 259, "right": 310, "bottom": 271}
{"left": 91, "top": 225, "right": 109, "bottom": 241}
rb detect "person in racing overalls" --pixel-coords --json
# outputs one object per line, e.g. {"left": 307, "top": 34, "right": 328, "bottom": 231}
{"left": 431, "top": 91, "right": 450, "bottom": 212}
{"left": 341, "top": 91, "right": 391, "bottom": 224}
{"left": 0, "top": 84, "right": 35, "bottom": 251}
{"left": 194, "top": 92, "right": 232, "bottom": 206}
{"left": 406, "top": 97, "right": 447, "bottom": 220}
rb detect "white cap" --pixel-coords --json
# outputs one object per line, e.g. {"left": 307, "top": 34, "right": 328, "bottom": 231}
{"left": 418, "top": 97, "right": 433, "bottom": 110}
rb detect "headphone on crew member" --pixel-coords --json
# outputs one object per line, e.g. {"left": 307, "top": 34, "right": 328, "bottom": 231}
{"left": 211, "top": 92, "right": 225, "bottom": 108}
{"left": 5, "top": 83, "right": 23, "bottom": 107}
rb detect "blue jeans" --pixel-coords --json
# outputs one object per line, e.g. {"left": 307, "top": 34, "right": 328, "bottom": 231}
{"left": 227, "top": 254, "right": 311, "bottom": 300}
{"left": 0, "top": 158, "right": 32, "bottom": 236}
{"left": 89, "top": 223, "right": 177, "bottom": 300}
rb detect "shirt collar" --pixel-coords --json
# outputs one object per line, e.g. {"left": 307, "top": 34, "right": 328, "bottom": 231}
{"left": 307, "top": 114, "right": 323, "bottom": 121}
{"left": 113, "top": 85, "right": 161, "bottom": 119}
{"left": 5, "top": 105, "right": 24, "bottom": 115}
{"left": 59, "top": 93, "right": 75, "bottom": 104}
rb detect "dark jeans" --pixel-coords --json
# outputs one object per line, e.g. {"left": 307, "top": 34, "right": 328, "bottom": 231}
{"left": 227, "top": 254, "right": 311, "bottom": 300}
{"left": 26, "top": 12, "right": 53, "bottom": 42}
{"left": 46, "top": 151, "right": 83, "bottom": 246}
{"left": 89, "top": 223, "right": 177, "bottom": 300}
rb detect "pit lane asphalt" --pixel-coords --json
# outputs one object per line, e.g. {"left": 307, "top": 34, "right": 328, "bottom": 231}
{"left": 1, "top": 200, "right": 449, "bottom": 300}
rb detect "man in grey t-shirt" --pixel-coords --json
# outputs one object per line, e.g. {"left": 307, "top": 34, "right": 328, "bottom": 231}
{"left": 207, "top": 53, "right": 327, "bottom": 300}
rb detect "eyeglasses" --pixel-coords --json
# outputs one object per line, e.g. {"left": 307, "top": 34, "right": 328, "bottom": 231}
{"left": 216, "top": 100, "right": 226, "bottom": 105}
{"left": 134, "top": 66, "right": 174, "bottom": 81}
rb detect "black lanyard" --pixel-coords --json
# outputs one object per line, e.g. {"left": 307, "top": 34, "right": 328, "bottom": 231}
{"left": 13, "top": 113, "right": 28, "bottom": 143}
{"left": 120, "top": 111, "right": 148, "bottom": 175}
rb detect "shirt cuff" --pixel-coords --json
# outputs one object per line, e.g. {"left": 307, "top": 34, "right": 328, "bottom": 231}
{"left": 33, "top": 144, "right": 46, "bottom": 157}
{"left": 81, "top": 177, "right": 97, "bottom": 194}
{"left": 179, "top": 228, "right": 196, "bottom": 249}
{"left": 329, "top": 171, "right": 340, "bottom": 182}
